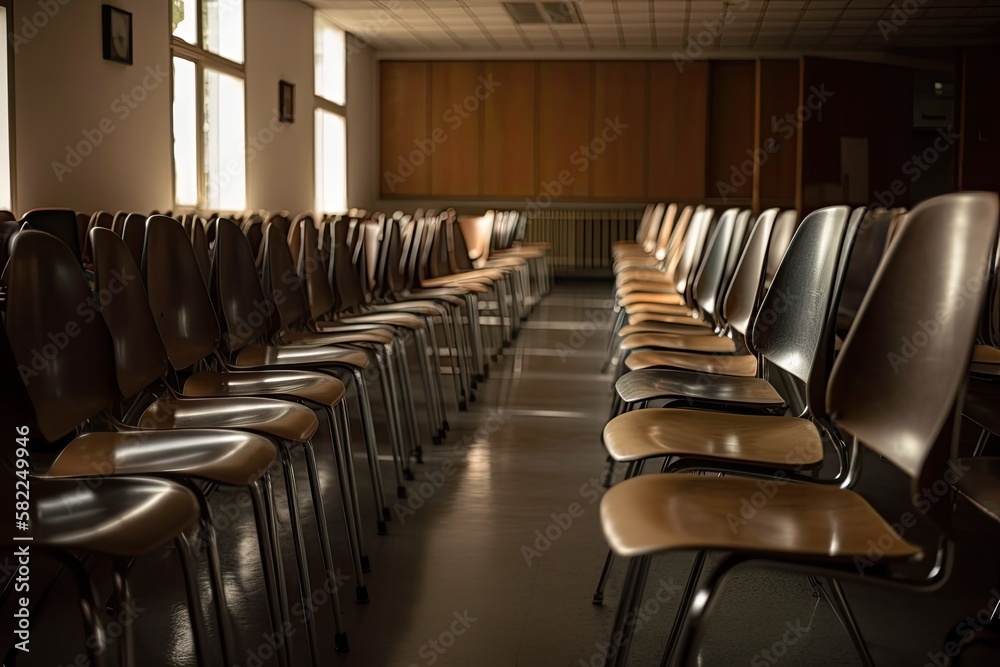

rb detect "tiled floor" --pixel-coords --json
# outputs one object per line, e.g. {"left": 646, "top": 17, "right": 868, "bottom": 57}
{"left": 5, "top": 282, "right": 1000, "bottom": 666}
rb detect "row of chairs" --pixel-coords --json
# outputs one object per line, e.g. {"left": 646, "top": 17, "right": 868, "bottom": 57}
{"left": 593, "top": 194, "right": 1000, "bottom": 665}
{"left": 0, "top": 207, "right": 550, "bottom": 665}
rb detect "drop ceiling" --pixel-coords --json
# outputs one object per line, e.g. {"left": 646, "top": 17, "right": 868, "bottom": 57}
{"left": 309, "top": 0, "right": 1000, "bottom": 54}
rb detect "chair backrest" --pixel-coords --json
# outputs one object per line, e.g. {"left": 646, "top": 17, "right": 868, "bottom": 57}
{"left": 673, "top": 206, "right": 714, "bottom": 299}
{"left": 689, "top": 208, "right": 740, "bottom": 327}
{"left": 0, "top": 219, "right": 18, "bottom": 271}
{"left": 2, "top": 230, "right": 117, "bottom": 441}
{"left": 764, "top": 210, "right": 799, "bottom": 287}
{"left": 242, "top": 216, "right": 265, "bottom": 268}
{"left": 189, "top": 216, "right": 212, "bottom": 285}
{"left": 143, "top": 215, "right": 222, "bottom": 370}
{"left": 212, "top": 218, "right": 276, "bottom": 353}
{"left": 651, "top": 203, "right": 678, "bottom": 262}
{"left": 121, "top": 214, "right": 146, "bottom": 270}
{"left": 722, "top": 209, "right": 780, "bottom": 342}
{"left": 262, "top": 223, "right": 310, "bottom": 330}
{"left": 298, "top": 216, "right": 338, "bottom": 320}
{"left": 111, "top": 211, "right": 128, "bottom": 236}
{"left": 361, "top": 218, "right": 383, "bottom": 298}
{"left": 448, "top": 218, "right": 477, "bottom": 273}
{"left": 89, "top": 227, "right": 169, "bottom": 397}
{"left": 0, "top": 209, "right": 15, "bottom": 223}
{"left": 752, "top": 205, "right": 855, "bottom": 418}
{"left": 459, "top": 213, "right": 494, "bottom": 267}
{"left": 641, "top": 203, "right": 666, "bottom": 256}
{"left": 76, "top": 212, "right": 91, "bottom": 263}
{"left": 829, "top": 192, "right": 999, "bottom": 517}
{"left": 835, "top": 208, "right": 898, "bottom": 336}
{"left": 330, "top": 217, "right": 368, "bottom": 311}
{"left": 22, "top": 209, "right": 82, "bottom": 263}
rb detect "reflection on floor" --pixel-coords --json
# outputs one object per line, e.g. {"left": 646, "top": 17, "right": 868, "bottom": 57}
{"left": 5, "top": 281, "right": 1000, "bottom": 666}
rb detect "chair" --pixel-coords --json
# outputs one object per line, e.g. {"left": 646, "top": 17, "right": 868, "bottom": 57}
{"left": 21, "top": 208, "right": 82, "bottom": 263}
{"left": 599, "top": 191, "right": 1000, "bottom": 666}
{"left": 2, "top": 229, "right": 271, "bottom": 666}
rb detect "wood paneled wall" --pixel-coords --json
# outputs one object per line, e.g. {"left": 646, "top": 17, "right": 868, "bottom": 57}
{"left": 380, "top": 59, "right": 801, "bottom": 205}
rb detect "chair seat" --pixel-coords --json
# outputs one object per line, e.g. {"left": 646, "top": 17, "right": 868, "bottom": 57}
{"left": 321, "top": 312, "right": 425, "bottom": 330}
{"left": 235, "top": 344, "right": 370, "bottom": 372}
{"left": 45, "top": 429, "right": 277, "bottom": 487}
{"left": 283, "top": 329, "right": 394, "bottom": 346}
{"left": 971, "top": 345, "right": 1000, "bottom": 377}
{"left": 625, "top": 351, "right": 758, "bottom": 377}
{"left": 616, "top": 368, "right": 784, "bottom": 408}
{"left": 954, "top": 457, "right": 1000, "bottom": 524}
{"left": 18, "top": 477, "right": 199, "bottom": 556}
{"left": 617, "top": 271, "right": 672, "bottom": 286}
{"left": 184, "top": 369, "right": 347, "bottom": 406}
{"left": 619, "top": 321, "right": 715, "bottom": 337}
{"left": 601, "top": 474, "right": 923, "bottom": 560}
{"left": 421, "top": 272, "right": 496, "bottom": 288}
{"left": 625, "top": 302, "right": 694, "bottom": 317}
{"left": 618, "top": 292, "right": 686, "bottom": 307}
{"left": 963, "top": 377, "right": 1000, "bottom": 434}
{"left": 140, "top": 395, "right": 319, "bottom": 442}
{"left": 603, "top": 408, "right": 823, "bottom": 466}
{"left": 366, "top": 301, "right": 444, "bottom": 317}
{"left": 617, "top": 282, "right": 682, "bottom": 298}
{"left": 620, "top": 332, "right": 737, "bottom": 354}
{"left": 484, "top": 257, "right": 528, "bottom": 267}
{"left": 628, "top": 310, "right": 708, "bottom": 326}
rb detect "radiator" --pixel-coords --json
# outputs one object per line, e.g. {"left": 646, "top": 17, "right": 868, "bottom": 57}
{"left": 522, "top": 209, "right": 643, "bottom": 277}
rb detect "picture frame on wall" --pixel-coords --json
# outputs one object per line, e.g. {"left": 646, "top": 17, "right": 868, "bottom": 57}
{"left": 279, "top": 80, "right": 295, "bottom": 123}
{"left": 102, "top": 5, "right": 133, "bottom": 65}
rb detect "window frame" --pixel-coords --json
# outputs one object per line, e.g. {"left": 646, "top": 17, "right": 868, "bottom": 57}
{"left": 170, "top": 0, "right": 247, "bottom": 212}
{"left": 314, "top": 15, "right": 348, "bottom": 214}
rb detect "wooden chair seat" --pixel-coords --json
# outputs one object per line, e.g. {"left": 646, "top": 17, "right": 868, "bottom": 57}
{"left": 234, "top": 344, "right": 370, "bottom": 372}
{"left": 619, "top": 321, "right": 716, "bottom": 337}
{"left": 603, "top": 408, "right": 823, "bottom": 466}
{"left": 281, "top": 329, "right": 395, "bottom": 346}
{"left": 617, "top": 281, "right": 682, "bottom": 297}
{"left": 619, "top": 292, "right": 686, "bottom": 307}
{"left": 184, "top": 369, "right": 347, "bottom": 406}
{"left": 45, "top": 428, "right": 277, "bottom": 487}
{"left": 617, "top": 271, "right": 673, "bottom": 286}
{"left": 319, "top": 311, "right": 426, "bottom": 330}
{"left": 954, "top": 457, "right": 1000, "bottom": 524}
{"left": 616, "top": 368, "right": 784, "bottom": 407}
{"left": 140, "top": 395, "right": 320, "bottom": 442}
{"left": 971, "top": 344, "right": 1000, "bottom": 377}
{"left": 620, "top": 332, "right": 737, "bottom": 353}
{"left": 624, "top": 302, "right": 695, "bottom": 317}
{"left": 20, "top": 477, "right": 200, "bottom": 557}
{"left": 601, "top": 474, "right": 923, "bottom": 560}
{"left": 625, "top": 350, "right": 758, "bottom": 376}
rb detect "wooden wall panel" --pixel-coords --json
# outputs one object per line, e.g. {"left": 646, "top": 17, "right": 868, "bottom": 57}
{"left": 429, "top": 61, "right": 483, "bottom": 196}
{"left": 647, "top": 61, "right": 709, "bottom": 201}
{"left": 482, "top": 61, "right": 536, "bottom": 197}
{"left": 536, "top": 61, "right": 592, "bottom": 199}
{"left": 756, "top": 60, "right": 801, "bottom": 209}
{"left": 591, "top": 61, "right": 648, "bottom": 199}
{"left": 379, "top": 62, "right": 430, "bottom": 197}
{"left": 960, "top": 46, "right": 1000, "bottom": 192}
{"left": 707, "top": 60, "right": 756, "bottom": 202}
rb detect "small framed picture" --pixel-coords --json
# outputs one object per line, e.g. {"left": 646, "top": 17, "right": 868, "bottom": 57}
{"left": 279, "top": 80, "right": 295, "bottom": 123}
{"left": 102, "top": 5, "right": 133, "bottom": 65}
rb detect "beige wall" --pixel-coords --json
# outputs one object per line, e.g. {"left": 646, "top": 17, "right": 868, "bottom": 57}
{"left": 10, "top": 0, "right": 378, "bottom": 215}
{"left": 347, "top": 42, "right": 377, "bottom": 210}
{"left": 13, "top": 0, "right": 173, "bottom": 214}
{"left": 245, "top": 0, "right": 314, "bottom": 213}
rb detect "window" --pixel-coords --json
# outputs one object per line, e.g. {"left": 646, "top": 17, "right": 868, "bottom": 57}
{"left": 314, "top": 16, "right": 347, "bottom": 214}
{"left": 171, "top": 0, "right": 246, "bottom": 210}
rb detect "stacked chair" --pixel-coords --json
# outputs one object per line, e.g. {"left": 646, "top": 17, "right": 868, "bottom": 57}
{"left": 595, "top": 193, "right": 1000, "bottom": 666}
{"left": 0, "top": 205, "right": 549, "bottom": 666}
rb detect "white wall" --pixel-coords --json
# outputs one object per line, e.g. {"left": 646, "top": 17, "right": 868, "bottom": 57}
{"left": 245, "top": 0, "right": 314, "bottom": 213}
{"left": 346, "top": 41, "right": 377, "bottom": 210}
{"left": 13, "top": 0, "right": 173, "bottom": 214}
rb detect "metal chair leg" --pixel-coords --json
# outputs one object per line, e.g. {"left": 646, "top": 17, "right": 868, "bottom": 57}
{"left": 423, "top": 321, "right": 450, "bottom": 432}
{"left": 189, "top": 491, "right": 237, "bottom": 666}
{"left": 249, "top": 477, "right": 292, "bottom": 667}
{"left": 56, "top": 552, "right": 107, "bottom": 667}
{"left": 392, "top": 341, "right": 423, "bottom": 458}
{"left": 278, "top": 446, "right": 322, "bottom": 667}
{"left": 660, "top": 550, "right": 708, "bottom": 667}
{"left": 112, "top": 557, "right": 135, "bottom": 667}
{"left": 414, "top": 328, "right": 444, "bottom": 443}
{"left": 352, "top": 368, "right": 391, "bottom": 522}
{"left": 299, "top": 439, "right": 359, "bottom": 642}
{"left": 823, "top": 577, "right": 875, "bottom": 667}
{"left": 604, "top": 555, "right": 652, "bottom": 667}
{"left": 324, "top": 405, "right": 369, "bottom": 578}
{"left": 175, "top": 532, "right": 214, "bottom": 666}
{"left": 593, "top": 461, "right": 643, "bottom": 605}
